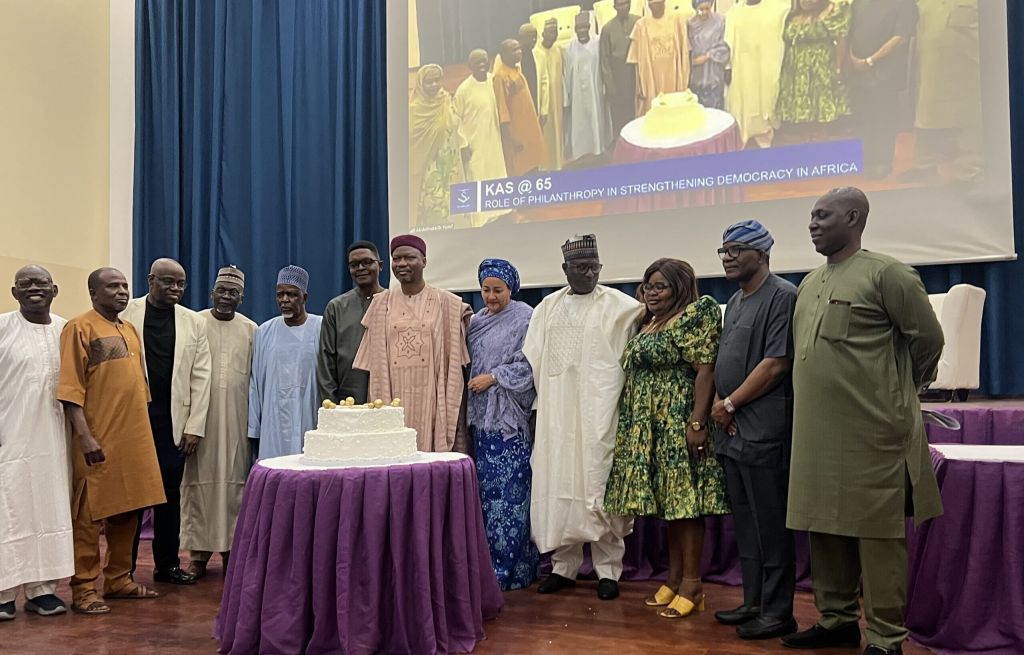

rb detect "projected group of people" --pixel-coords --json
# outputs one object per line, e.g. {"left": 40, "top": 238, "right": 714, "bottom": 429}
{"left": 409, "top": 0, "right": 982, "bottom": 228}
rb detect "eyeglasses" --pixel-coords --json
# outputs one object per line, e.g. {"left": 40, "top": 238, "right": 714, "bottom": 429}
{"left": 568, "top": 262, "right": 603, "bottom": 275}
{"left": 154, "top": 276, "right": 187, "bottom": 290}
{"left": 14, "top": 278, "right": 53, "bottom": 290}
{"left": 717, "top": 246, "right": 758, "bottom": 260}
{"left": 348, "top": 259, "right": 380, "bottom": 270}
{"left": 641, "top": 282, "right": 671, "bottom": 294}
{"left": 212, "top": 286, "right": 241, "bottom": 299}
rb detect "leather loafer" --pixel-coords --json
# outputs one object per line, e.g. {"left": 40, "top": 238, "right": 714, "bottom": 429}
{"left": 715, "top": 603, "right": 761, "bottom": 625}
{"left": 153, "top": 567, "right": 198, "bottom": 585}
{"left": 597, "top": 578, "right": 619, "bottom": 600}
{"left": 782, "top": 622, "right": 861, "bottom": 649}
{"left": 737, "top": 616, "right": 798, "bottom": 640}
{"left": 864, "top": 646, "right": 902, "bottom": 655}
{"left": 537, "top": 573, "right": 576, "bottom": 594}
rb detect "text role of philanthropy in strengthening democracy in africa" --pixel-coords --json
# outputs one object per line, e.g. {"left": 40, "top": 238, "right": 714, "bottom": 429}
{"left": 449, "top": 140, "right": 863, "bottom": 215}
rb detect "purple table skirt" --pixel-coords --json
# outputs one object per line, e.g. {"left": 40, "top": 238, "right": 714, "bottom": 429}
{"left": 214, "top": 456, "right": 504, "bottom": 655}
{"left": 906, "top": 450, "right": 1024, "bottom": 654}
{"left": 925, "top": 404, "right": 1024, "bottom": 446}
{"left": 565, "top": 516, "right": 813, "bottom": 591}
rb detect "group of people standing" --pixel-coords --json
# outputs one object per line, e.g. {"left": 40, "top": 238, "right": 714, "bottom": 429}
{"left": 1, "top": 183, "right": 944, "bottom": 655}
{"left": 476, "top": 186, "right": 942, "bottom": 655}
{"left": 411, "top": 0, "right": 982, "bottom": 227}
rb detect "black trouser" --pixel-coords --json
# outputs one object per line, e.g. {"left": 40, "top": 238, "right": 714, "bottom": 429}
{"left": 848, "top": 78, "right": 901, "bottom": 173}
{"left": 132, "top": 412, "right": 186, "bottom": 573}
{"left": 721, "top": 455, "right": 796, "bottom": 619}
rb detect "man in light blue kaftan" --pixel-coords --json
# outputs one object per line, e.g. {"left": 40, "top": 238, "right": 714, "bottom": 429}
{"left": 248, "top": 266, "right": 323, "bottom": 460}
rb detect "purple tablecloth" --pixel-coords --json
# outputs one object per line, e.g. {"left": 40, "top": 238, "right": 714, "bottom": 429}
{"left": 214, "top": 454, "right": 503, "bottom": 655}
{"left": 925, "top": 404, "right": 1024, "bottom": 445}
{"left": 906, "top": 449, "right": 1024, "bottom": 654}
{"left": 609, "top": 516, "right": 813, "bottom": 591}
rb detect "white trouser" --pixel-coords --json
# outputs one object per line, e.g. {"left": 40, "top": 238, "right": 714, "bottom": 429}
{"left": 0, "top": 580, "right": 57, "bottom": 604}
{"left": 551, "top": 531, "right": 626, "bottom": 581}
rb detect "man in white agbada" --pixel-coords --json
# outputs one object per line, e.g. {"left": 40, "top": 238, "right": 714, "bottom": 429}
{"left": 0, "top": 265, "right": 74, "bottom": 619}
{"left": 564, "top": 12, "right": 613, "bottom": 161}
{"left": 453, "top": 48, "right": 509, "bottom": 227}
{"left": 248, "top": 265, "right": 322, "bottom": 460}
{"left": 182, "top": 266, "right": 256, "bottom": 578}
{"left": 524, "top": 235, "right": 642, "bottom": 601}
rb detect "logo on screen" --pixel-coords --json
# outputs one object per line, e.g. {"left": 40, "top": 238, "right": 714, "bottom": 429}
{"left": 450, "top": 183, "right": 477, "bottom": 214}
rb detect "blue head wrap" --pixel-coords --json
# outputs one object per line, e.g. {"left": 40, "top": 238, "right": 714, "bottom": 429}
{"left": 722, "top": 220, "right": 774, "bottom": 253}
{"left": 276, "top": 265, "right": 309, "bottom": 293}
{"left": 477, "top": 258, "right": 520, "bottom": 295}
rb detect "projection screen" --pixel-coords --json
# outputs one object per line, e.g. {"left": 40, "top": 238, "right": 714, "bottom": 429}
{"left": 387, "top": 0, "right": 1015, "bottom": 291}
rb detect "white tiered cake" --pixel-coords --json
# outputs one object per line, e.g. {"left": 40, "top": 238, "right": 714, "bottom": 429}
{"left": 302, "top": 399, "right": 418, "bottom": 465}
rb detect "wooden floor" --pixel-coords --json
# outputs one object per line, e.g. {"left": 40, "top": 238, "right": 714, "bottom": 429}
{"left": 2, "top": 551, "right": 932, "bottom": 655}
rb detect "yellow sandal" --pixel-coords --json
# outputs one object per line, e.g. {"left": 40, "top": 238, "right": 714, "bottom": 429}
{"left": 658, "top": 593, "right": 705, "bottom": 619}
{"left": 644, "top": 584, "right": 676, "bottom": 607}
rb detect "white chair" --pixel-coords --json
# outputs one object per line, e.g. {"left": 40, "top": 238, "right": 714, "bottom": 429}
{"left": 926, "top": 284, "right": 987, "bottom": 400}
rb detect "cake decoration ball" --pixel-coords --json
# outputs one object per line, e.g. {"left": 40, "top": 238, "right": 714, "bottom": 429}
{"left": 322, "top": 399, "right": 336, "bottom": 409}
{"left": 344, "top": 397, "right": 355, "bottom": 406}
{"left": 391, "top": 398, "right": 401, "bottom": 407}
{"left": 373, "top": 399, "right": 384, "bottom": 408}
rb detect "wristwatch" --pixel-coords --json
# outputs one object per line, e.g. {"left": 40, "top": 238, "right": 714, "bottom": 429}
{"left": 723, "top": 397, "right": 736, "bottom": 414}
{"left": 690, "top": 420, "right": 706, "bottom": 432}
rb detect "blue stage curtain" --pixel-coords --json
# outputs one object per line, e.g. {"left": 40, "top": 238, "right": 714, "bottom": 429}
{"left": 133, "top": 0, "right": 389, "bottom": 323}
{"left": 135, "top": 0, "right": 1024, "bottom": 394}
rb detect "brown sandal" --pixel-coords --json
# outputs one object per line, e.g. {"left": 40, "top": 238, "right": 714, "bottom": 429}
{"left": 105, "top": 583, "right": 159, "bottom": 599}
{"left": 72, "top": 599, "right": 111, "bottom": 615}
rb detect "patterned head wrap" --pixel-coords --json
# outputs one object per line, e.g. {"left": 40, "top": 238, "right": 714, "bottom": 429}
{"left": 561, "top": 234, "right": 599, "bottom": 261}
{"left": 722, "top": 220, "right": 775, "bottom": 253}
{"left": 390, "top": 234, "right": 427, "bottom": 256}
{"left": 276, "top": 265, "right": 309, "bottom": 293}
{"left": 477, "top": 258, "right": 520, "bottom": 294}
{"left": 215, "top": 265, "right": 244, "bottom": 290}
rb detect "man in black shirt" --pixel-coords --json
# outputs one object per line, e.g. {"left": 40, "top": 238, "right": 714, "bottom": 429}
{"left": 710, "top": 221, "right": 799, "bottom": 640}
{"left": 122, "top": 258, "right": 211, "bottom": 585}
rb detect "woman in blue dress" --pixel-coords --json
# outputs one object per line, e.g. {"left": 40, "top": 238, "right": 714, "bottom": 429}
{"left": 466, "top": 259, "right": 539, "bottom": 591}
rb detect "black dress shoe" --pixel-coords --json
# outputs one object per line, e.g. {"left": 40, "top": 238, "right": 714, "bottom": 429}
{"left": 537, "top": 573, "right": 576, "bottom": 594}
{"left": 715, "top": 604, "right": 761, "bottom": 625}
{"left": 782, "top": 622, "right": 861, "bottom": 649}
{"left": 153, "top": 567, "right": 198, "bottom": 585}
{"left": 864, "top": 645, "right": 902, "bottom": 655}
{"left": 597, "top": 578, "right": 619, "bottom": 600}
{"left": 737, "top": 616, "right": 798, "bottom": 640}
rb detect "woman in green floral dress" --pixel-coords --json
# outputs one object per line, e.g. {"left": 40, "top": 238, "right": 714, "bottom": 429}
{"left": 604, "top": 258, "right": 729, "bottom": 619}
{"left": 775, "top": 0, "right": 851, "bottom": 127}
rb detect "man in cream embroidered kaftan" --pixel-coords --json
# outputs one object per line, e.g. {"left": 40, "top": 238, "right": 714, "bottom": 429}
{"left": 524, "top": 235, "right": 642, "bottom": 589}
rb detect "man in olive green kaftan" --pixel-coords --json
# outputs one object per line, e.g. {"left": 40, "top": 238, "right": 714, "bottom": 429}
{"left": 784, "top": 188, "right": 944, "bottom": 654}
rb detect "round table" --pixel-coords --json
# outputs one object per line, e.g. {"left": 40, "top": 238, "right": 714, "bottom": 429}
{"left": 214, "top": 453, "right": 503, "bottom": 655}
{"left": 906, "top": 445, "right": 1024, "bottom": 653}
{"left": 606, "top": 108, "right": 744, "bottom": 212}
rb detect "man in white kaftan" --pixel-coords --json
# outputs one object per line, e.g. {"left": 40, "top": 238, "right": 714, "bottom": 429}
{"left": 453, "top": 49, "right": 509, "bottom": 227}
{"left": 524, "top": 235, "right": 642, "bottom": 600}
{"left": 182, "top": 267, "right": 256, "bottom": 577}
{"left": 248, "top": 266, "right": 323, "bottom": 460}
{"left": 0, "top": 266, "right": 73, "bottom": 618}
{"left": 564, "top": 12, "right": 613, "bottom": 161}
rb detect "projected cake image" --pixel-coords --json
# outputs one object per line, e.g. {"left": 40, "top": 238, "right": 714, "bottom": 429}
{"left": 303, "top": 398, "right": 419, "bottom": 465}
{"left": 403, "top": 0, "right": 991, "bottom": 232}
{"left": 641, "top": 91, "right": 707, "bottom": 139}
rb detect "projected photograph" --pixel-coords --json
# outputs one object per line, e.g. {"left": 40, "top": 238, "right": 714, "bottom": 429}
{"left": 405, "top": 0, "right": 985, "bottom": 232}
